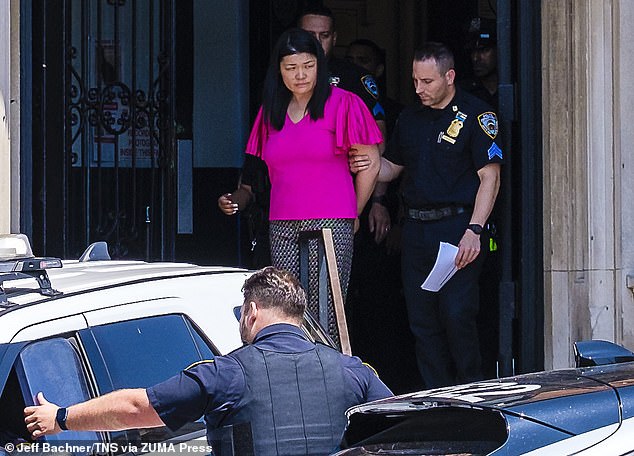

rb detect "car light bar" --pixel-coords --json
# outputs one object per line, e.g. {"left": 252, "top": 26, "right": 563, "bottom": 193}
{"left": 0, "top": 234, "right": 63, "bottom": 305}
{"left": 0, "top": 234, "right": 34, "bottom": 261}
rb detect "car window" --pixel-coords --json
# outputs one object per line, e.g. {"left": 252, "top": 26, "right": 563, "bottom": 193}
{"left": 84, "top": 314, "right": 214, "bottom": 390}
{"left": 1, "top": 337, "right": 101, "bottom": 455}
{"left": 79, "top": 314, "right": 216, "bottom": 451}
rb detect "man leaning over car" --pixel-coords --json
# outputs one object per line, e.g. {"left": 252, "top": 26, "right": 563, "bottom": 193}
{"left": 24, "top": 266, "right": 392, "bottom": 455}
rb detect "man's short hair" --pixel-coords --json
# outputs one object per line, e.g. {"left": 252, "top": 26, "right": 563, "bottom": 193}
{"left": 297, "top": 4, "right": 336, "bottom": 29}
{"left": 242, "top": 267, "right": 306, "bottom": 320}
{"left": 413, "top": 42, "right": 455, "bottom": 75}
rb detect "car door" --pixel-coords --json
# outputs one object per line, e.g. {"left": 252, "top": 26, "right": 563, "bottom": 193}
{"left": 1, "top": 323, "right": 106, "bottom": 456}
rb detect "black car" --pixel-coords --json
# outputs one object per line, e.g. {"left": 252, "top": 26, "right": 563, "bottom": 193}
{"left": 335, "top": 340, "right": 634, "bottom": 455}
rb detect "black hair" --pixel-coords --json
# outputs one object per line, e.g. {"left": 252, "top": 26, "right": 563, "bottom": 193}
{"left": 297, "top": 4, "right": 336, "bottom": 29}
{"left": 262, "top": 28, "right": 330, "bottom": 131}
{"left": 413, "top": 42, "right": 455, "bottom": 75}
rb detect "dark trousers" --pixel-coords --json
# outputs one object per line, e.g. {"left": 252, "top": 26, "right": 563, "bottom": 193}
{"left": 401, "top": 212, "right": 487, "bottom": 389}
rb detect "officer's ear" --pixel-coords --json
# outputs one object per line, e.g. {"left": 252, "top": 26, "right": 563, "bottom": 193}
{"left": 245, "top": 300, "right": 258, "bottom": 321}
{"left": 445, "top": 68, "right": 456, "bottom": 86}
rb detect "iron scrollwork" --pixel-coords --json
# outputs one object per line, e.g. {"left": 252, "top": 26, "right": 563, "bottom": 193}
{"left": 66, "top": 39, "right": 171, "bottom": 259}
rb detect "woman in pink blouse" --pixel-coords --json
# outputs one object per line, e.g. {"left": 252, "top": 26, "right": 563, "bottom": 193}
{"left": 219, "top": 28, "right": 381, "bottom": 344}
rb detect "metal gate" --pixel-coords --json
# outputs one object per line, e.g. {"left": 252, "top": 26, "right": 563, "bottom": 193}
{"left": 29, "top": 0, "right": 176, "bottom": 260}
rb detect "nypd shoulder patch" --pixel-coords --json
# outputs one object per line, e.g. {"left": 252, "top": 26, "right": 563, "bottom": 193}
{"left": 478, "top": 112, "right": 498, "bottom": 139}
{"left": 361, "top": 75, "right": 379, "bottom": 100}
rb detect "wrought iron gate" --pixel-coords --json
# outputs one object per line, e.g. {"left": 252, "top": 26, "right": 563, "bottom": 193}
{"left": 30, "top": 0, "right": 177, "bottom": 260}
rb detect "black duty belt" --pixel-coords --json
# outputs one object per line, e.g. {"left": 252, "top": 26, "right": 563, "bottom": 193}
{"left": 407, "top": 206, "right": 467, "bottom": 221}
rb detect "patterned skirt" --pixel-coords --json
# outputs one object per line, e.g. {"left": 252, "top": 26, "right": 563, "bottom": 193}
{"left": 269, "top": 218, "right": 354, "bottom": 347}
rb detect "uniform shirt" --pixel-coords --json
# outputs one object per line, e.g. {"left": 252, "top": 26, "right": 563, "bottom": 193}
{"left": 244, "top": 86, "right": 382, "bottom": 220}
{"left": 458, "top": 77, "right": 498, "bottom": 110}
{"left": 146, "top": 323, "right": 393, "bottom": 432}
{"left": 384, "top": 88, "right": 503, "bottom": 209}
{"left": 328, "top": 57, "right": 385, "bottom": 122}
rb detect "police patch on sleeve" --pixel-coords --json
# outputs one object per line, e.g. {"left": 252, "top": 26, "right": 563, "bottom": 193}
{"left": 478, "top": 112, "right": 498, "bottom": 139}
{"left": 361, "top": 75, "right": 380, "bottom": 100}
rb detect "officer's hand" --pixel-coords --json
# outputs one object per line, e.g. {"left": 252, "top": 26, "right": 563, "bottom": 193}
{"left": 218, "top": 193, "right": 239, "bottom": 216}
{"left": 349, "top": 150, "right": 371, "bottom": 174}
{"left": 385, "top": 223, "right": 402, "bottom": 255}
{"left": 368, "top": 203, "right": 391, "bottom": 244}
{"left": 456, "top": 230, "right": 481, "bottom": 269}
{"left": 24, "top": 393, "right": 61, "bottom": 439}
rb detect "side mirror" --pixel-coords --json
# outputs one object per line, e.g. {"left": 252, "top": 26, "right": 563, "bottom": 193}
{"left": 574, "top": 340, "right": 634, "bottom": 367}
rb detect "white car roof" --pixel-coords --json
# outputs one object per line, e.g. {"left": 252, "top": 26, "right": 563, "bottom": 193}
{"left": 0, "top": 259, "right": 251, "bottom": 353}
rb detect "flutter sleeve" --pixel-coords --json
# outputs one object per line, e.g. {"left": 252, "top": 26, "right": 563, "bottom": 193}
{"left": 245, "top": 107, "right": 268, "bottom": 157}
{"left": 334, "top": 88, "right": 383, "bottom": 155}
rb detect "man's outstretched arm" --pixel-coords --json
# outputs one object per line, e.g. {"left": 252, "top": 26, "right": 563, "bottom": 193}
{"left": 24, "top": 390, "right": 164, "bottom": 439}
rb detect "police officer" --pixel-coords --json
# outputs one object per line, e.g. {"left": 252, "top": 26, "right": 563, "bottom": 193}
{"left": 460, "top": 17, "right": 498, "bottom": 109}
{"left": 460, "top": 17, "right": 502, "bottom": 379}
{"left": 23, "top": 267, "right": 392, "bottom": 455}
{"left": 298, "top": 5, "right": 386, "bottom": 130}
{"left": 360, "top": 42, "right": 503, "bottom": 389}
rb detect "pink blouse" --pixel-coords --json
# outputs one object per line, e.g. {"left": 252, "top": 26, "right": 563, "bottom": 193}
{"left": 245, "top": 86, "right": 382, "bottom": 220}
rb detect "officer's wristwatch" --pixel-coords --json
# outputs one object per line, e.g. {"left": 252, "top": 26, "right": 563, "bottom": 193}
{"left": 467, "top": 223, "right": 483, "bottom": 235}
{"left": 56, "top": 407, "right": 69, "bottom": 431}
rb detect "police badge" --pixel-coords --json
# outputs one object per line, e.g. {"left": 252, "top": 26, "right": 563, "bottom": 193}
{"left": 361, "top": 75, "right": 379, "bottom": 100}
{"left": 446, "top": 111, "right": 467, "bottom": 138}
{"left": 447, "top": 119, "right": 463, "bottom": 138}
{"left": 478, "top": 112, "right": 499, "bottom": 139}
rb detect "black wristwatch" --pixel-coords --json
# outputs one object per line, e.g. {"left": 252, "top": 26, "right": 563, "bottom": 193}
{"left": 467, "top": 223, "right": 483, "bottom": 235}
{"left": 56, "top": 407, "right": 69, "bottom": 431}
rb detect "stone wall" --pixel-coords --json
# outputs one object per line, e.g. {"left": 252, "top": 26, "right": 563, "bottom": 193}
{"left": 0, "top": 0, "right": 11, "bottom": 234}
{"left": 542, "top": 0, "right": 634, "bottom": 368}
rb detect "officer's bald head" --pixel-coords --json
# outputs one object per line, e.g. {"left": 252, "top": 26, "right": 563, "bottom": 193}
{"left": 242, "top": 267, "right": 306, "bottom": 323}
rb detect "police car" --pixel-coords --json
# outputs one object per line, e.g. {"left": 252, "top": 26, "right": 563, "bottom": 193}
{"left": 0, "top": 234, "right": 331, "bottom": 455}
{"left": 335, "top": 340, "right": 634, "bottom": 455}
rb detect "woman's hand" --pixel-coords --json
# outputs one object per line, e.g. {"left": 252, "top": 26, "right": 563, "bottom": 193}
{"left": 217, "top": 184, "right": 254, "bottom": 216}
{"left": 218, "top": 193, "right": 239, "bottom": 215}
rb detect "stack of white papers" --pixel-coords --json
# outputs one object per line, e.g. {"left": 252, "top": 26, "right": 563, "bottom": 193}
{"left": 421, "top": 242, "right": 459, "bottom": 292}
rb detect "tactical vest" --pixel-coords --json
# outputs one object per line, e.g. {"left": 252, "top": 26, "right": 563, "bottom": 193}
{"left": 207, "top": 342, "right": 355, "bottom": 456}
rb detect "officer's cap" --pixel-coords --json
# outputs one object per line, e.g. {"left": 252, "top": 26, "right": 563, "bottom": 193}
{"left": 466, "top": 17, "right": 497, "bottom": 49}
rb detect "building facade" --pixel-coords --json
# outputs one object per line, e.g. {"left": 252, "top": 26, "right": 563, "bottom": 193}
{"left": 2, "top": 0, "right": 633, "bottom": 371}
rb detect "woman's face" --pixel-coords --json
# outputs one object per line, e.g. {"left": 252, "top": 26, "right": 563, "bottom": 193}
{"left": 279, "top": 52, "right": 317, "bottom": 97}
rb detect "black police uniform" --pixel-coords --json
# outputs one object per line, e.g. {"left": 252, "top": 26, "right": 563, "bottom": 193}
{"left": 327, "top": 57, "right": 385, "bottom": 121}
{"left": 384, "top": 88, "right": 503, "bottom": 389}
{"left": 146, "top": 323, "right": 392, "bottom": 455}
{"left": 459, "top": 77, "right": 497, "bottom": 110}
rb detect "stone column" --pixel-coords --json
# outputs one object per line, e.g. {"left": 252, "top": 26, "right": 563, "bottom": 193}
{"left": 0, "top": 0, "right": 11, "bottom": 233}
{"left": 542, "top": 0, "right": 634, "bottom": 369}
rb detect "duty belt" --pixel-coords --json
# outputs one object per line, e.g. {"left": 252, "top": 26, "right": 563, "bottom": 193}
{"left": 407, "top": 205, "right": 467, "bottom": 221}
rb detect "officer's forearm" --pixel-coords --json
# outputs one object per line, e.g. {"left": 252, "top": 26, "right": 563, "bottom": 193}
{"left": 66, "top": 389, "right": 164, "bottom": 431}
{"left": 470, "top": 164, "right": 501, "bottom": 226}
{"left": 378, "top": 157, "right": 403, "bottom": 183}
